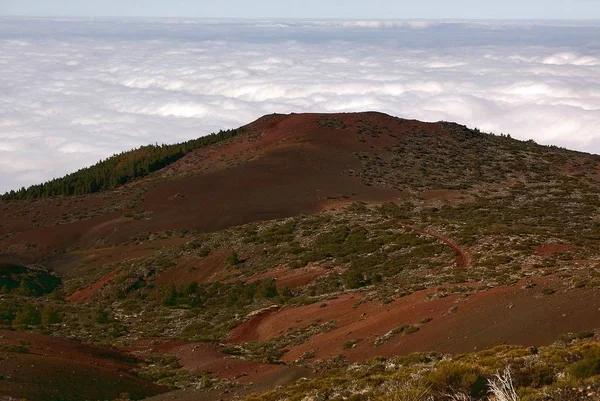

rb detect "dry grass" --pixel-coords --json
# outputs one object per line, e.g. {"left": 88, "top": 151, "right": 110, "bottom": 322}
{"left": 487, "top": 367, "right": 520, "bottom": 401}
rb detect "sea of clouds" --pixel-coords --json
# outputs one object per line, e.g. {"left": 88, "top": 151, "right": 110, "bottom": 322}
{"left": 1, "top": 18, "right": 599, "bottom": 193}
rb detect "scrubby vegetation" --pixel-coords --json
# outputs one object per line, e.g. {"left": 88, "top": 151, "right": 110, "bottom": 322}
{"left": 348, "top": 122, "right": 600, "bottom": 191}
{"left": 6, "top": 184, "right": 597, "bottom": 348}
{"left": 244, "top": 339, "right": 600, "bottom": 401}
{"left": 0, "top": 263, "right": 61, "bottom": 296}
{"left": 2, "top": 114, "right": 600, "bottom": 400}
{"left": 136, "top": 352, "right": 224, "bottom": 389}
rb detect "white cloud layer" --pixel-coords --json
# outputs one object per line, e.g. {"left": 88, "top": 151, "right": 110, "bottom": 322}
{"left": 1, "top": 18, "right": 599, "bottom": 193}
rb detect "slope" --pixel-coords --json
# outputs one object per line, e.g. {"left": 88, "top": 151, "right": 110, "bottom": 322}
{"left": 1, "top": 112, "right": 600, "bottom": 401}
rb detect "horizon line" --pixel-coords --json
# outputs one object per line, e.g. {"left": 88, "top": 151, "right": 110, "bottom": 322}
{"left": 2, "top": 15, "right": 600, "bottom": 22}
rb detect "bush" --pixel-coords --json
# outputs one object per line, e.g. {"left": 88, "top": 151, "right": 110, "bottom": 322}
{"left": 93, "top": 308, "right": 111, "bottom": 324}
{"left": 376, "top": 379, "right": 431, "bottom": 401}
{"left": 0, "top": 264, "right": 61, "bottom": 297}
{"left": 14, "top": 304, "right": 41, "bottom": 325}
{"left": 513, "top": 361, "right": 555, "bottom": 388}
{"left": 228, "top": 252, "right": 242, "bottom": 266}
{"left": 568, "top": 347, "right": 600, "bottom": 379}
{"left": 427, "top": 361, "right": 487, "bottom": 398}
{"left": 257, "top": 279, "right": 278, "bottom": 298}
{"left": 41, "top": 305, "right": 62, "bottom": 325}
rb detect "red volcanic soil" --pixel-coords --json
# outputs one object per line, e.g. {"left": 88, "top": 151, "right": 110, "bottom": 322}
{"left": 534, "top": 244, "right": 578, "bottom": 256}
{"left": 0, "top": 112, "right": 425, "bottom": 260}
{"left": 225, "top": 306, "right": 283, "bottom": 344}
{"left": 66, "top": 269, "right": 120, "bottom": 302}
{"left": 155, "top": 250, "right": 232, "bottom": 286}
{"left": 226, "top": 276, "right": 600, "bottom": 363}
{"left": 420, "top": 189, "right": 463, "bottom": 200}
{"left": 135, "top": 113, "right": 407, "bottom": 236}
{"left": 53, "top": 238, "right": 186, "bottom": 276}
{"left": 128, "top": 339, "right": 313, "bottom": 401}
{"left": 168, "top": 342, "right": 296, "bottom": 384}
{"left": 126, "top": 338, "right": 302, "bottom": 385}
{"left": 0, "top": 330, "right": 166, "bottom": 401}
{"left": 246, "top": 264, "right": 333, "bottom": 290}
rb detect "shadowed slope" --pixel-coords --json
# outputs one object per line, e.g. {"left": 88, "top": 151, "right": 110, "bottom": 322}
{"left": 0, "top": 330, "right": 167, "bottom": 401}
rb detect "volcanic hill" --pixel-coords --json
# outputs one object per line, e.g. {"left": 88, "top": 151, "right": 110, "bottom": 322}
{"left": 1, "top": 112, "right": 600, "bottom": 401}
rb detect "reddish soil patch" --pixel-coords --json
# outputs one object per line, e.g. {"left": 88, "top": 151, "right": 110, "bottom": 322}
{"left": 226, "top": 276, "right": 600, "bottom": 363}
{"left": 168, "top": 342, "right": 288, "bottom": 383}
{"left": 156, "top": 250, "right": 232, "bottom": 286}
{"left": 534, "top": 244, "right": 578, "bottom": 256}
{"left": 66, "top": 269, "right": 119, "bottom": 302}
{"left": 226, "top": 307, "right": 282, "bottom": 344}
{"left": 51, "top": 238, "right": 186, "bottom": 276}
{"left": 128, "top": 339, "right": 313, "bottom": 401}
{"left": 420, "top": 189, "right": 465, "bottom": 202}
{"left": 0, "top": 330, "right": 166, "bottom": 401}
{"left": 246, "top": 264, "right": 331, "bottom": 290}
{"left": 138, "top": 142, "right": 403, "bottom": 237}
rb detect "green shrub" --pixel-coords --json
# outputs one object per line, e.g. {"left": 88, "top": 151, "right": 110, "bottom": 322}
{"left": 513, "top": 361, "right": 556, "bottom": 388}
{"left": 427, "top": 361, "right": 487, "bottom": 397}
{"left": 93, "top": 308, "right": 111, "bottom": 324}
{"left": 0, "top": 264, "right": 61, "bottom": 297}
{"left": 568, "top": 347, "right": 600, "bottom": 379}
{"left": 41, "top": 305, "right": 62, "bottom": 325}
{"left": 257, "top": 279, "right": 278, "bottom": 298}
{"left": 14, "top": 304, "right": 41, "bottom": 325}
{"left": 228, "top": 252, "right": 242, "bottom": 266}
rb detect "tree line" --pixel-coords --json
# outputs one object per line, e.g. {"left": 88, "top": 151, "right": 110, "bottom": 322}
{"left": 1, "top": 128, "right": 242, "bottom": 200}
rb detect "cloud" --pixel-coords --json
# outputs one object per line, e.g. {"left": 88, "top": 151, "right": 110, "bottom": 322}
{"left": 0, "top": 17, "right": 599, "bottom": 193}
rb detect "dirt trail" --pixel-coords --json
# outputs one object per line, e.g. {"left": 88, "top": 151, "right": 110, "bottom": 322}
{"left": 404, "top": 223, "right": 472, "bottom": 268}
{"left": 66, "top": 269, "right": 120, "bottom": 303}
{"left": 225, "top": 307, "right": 281, "bottom": 343}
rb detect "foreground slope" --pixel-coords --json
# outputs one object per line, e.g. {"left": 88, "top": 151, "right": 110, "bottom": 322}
{"left": 1, "top": 112, "right": 600, "bottom": 401}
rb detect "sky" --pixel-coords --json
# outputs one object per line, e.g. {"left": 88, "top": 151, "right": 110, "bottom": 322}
{"left": 0, "top": 17, "right": 600, "bottom": 194}
{"left": 1, "top": 0, "right": 600, "bottom": 20}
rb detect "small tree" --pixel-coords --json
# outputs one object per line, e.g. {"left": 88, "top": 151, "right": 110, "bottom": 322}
{"left": 228, "top": 252, "right": 242, "bottom": 266}
{"left": 41, "top": 305, "right": 62, "bottom": 325}
{"left": 160, "top": 284, "right": 177, "bottom": 306}
{"left": 260, "top": 279, "right": 278, "bottom": 298}
{"left": 14, "top": 304, "right": 41, "bottom": 326}
{"left": 280, "top": 287, "right": 293, "bottom": 299}
{"left": 92, "top": 308, "right": 111, "bottom": 324}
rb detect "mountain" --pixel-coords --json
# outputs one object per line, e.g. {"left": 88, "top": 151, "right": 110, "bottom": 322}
{"left": 1, "top": 112, "right": 600, "bottom": 401}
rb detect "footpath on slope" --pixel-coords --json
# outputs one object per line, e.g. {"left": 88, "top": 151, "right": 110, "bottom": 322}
{"left": 403, "top": 223, "right": 472, "bottom": 268}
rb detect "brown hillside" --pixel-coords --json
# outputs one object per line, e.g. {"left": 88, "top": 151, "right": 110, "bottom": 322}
{"left": 0, "top": 330, "right": 167, "bottom": 401}
{"left": 2, "top": 112, "right": 600, "bottom": 401}
{"left": 0, "top": 112, "right": 422, "bottom": 264}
